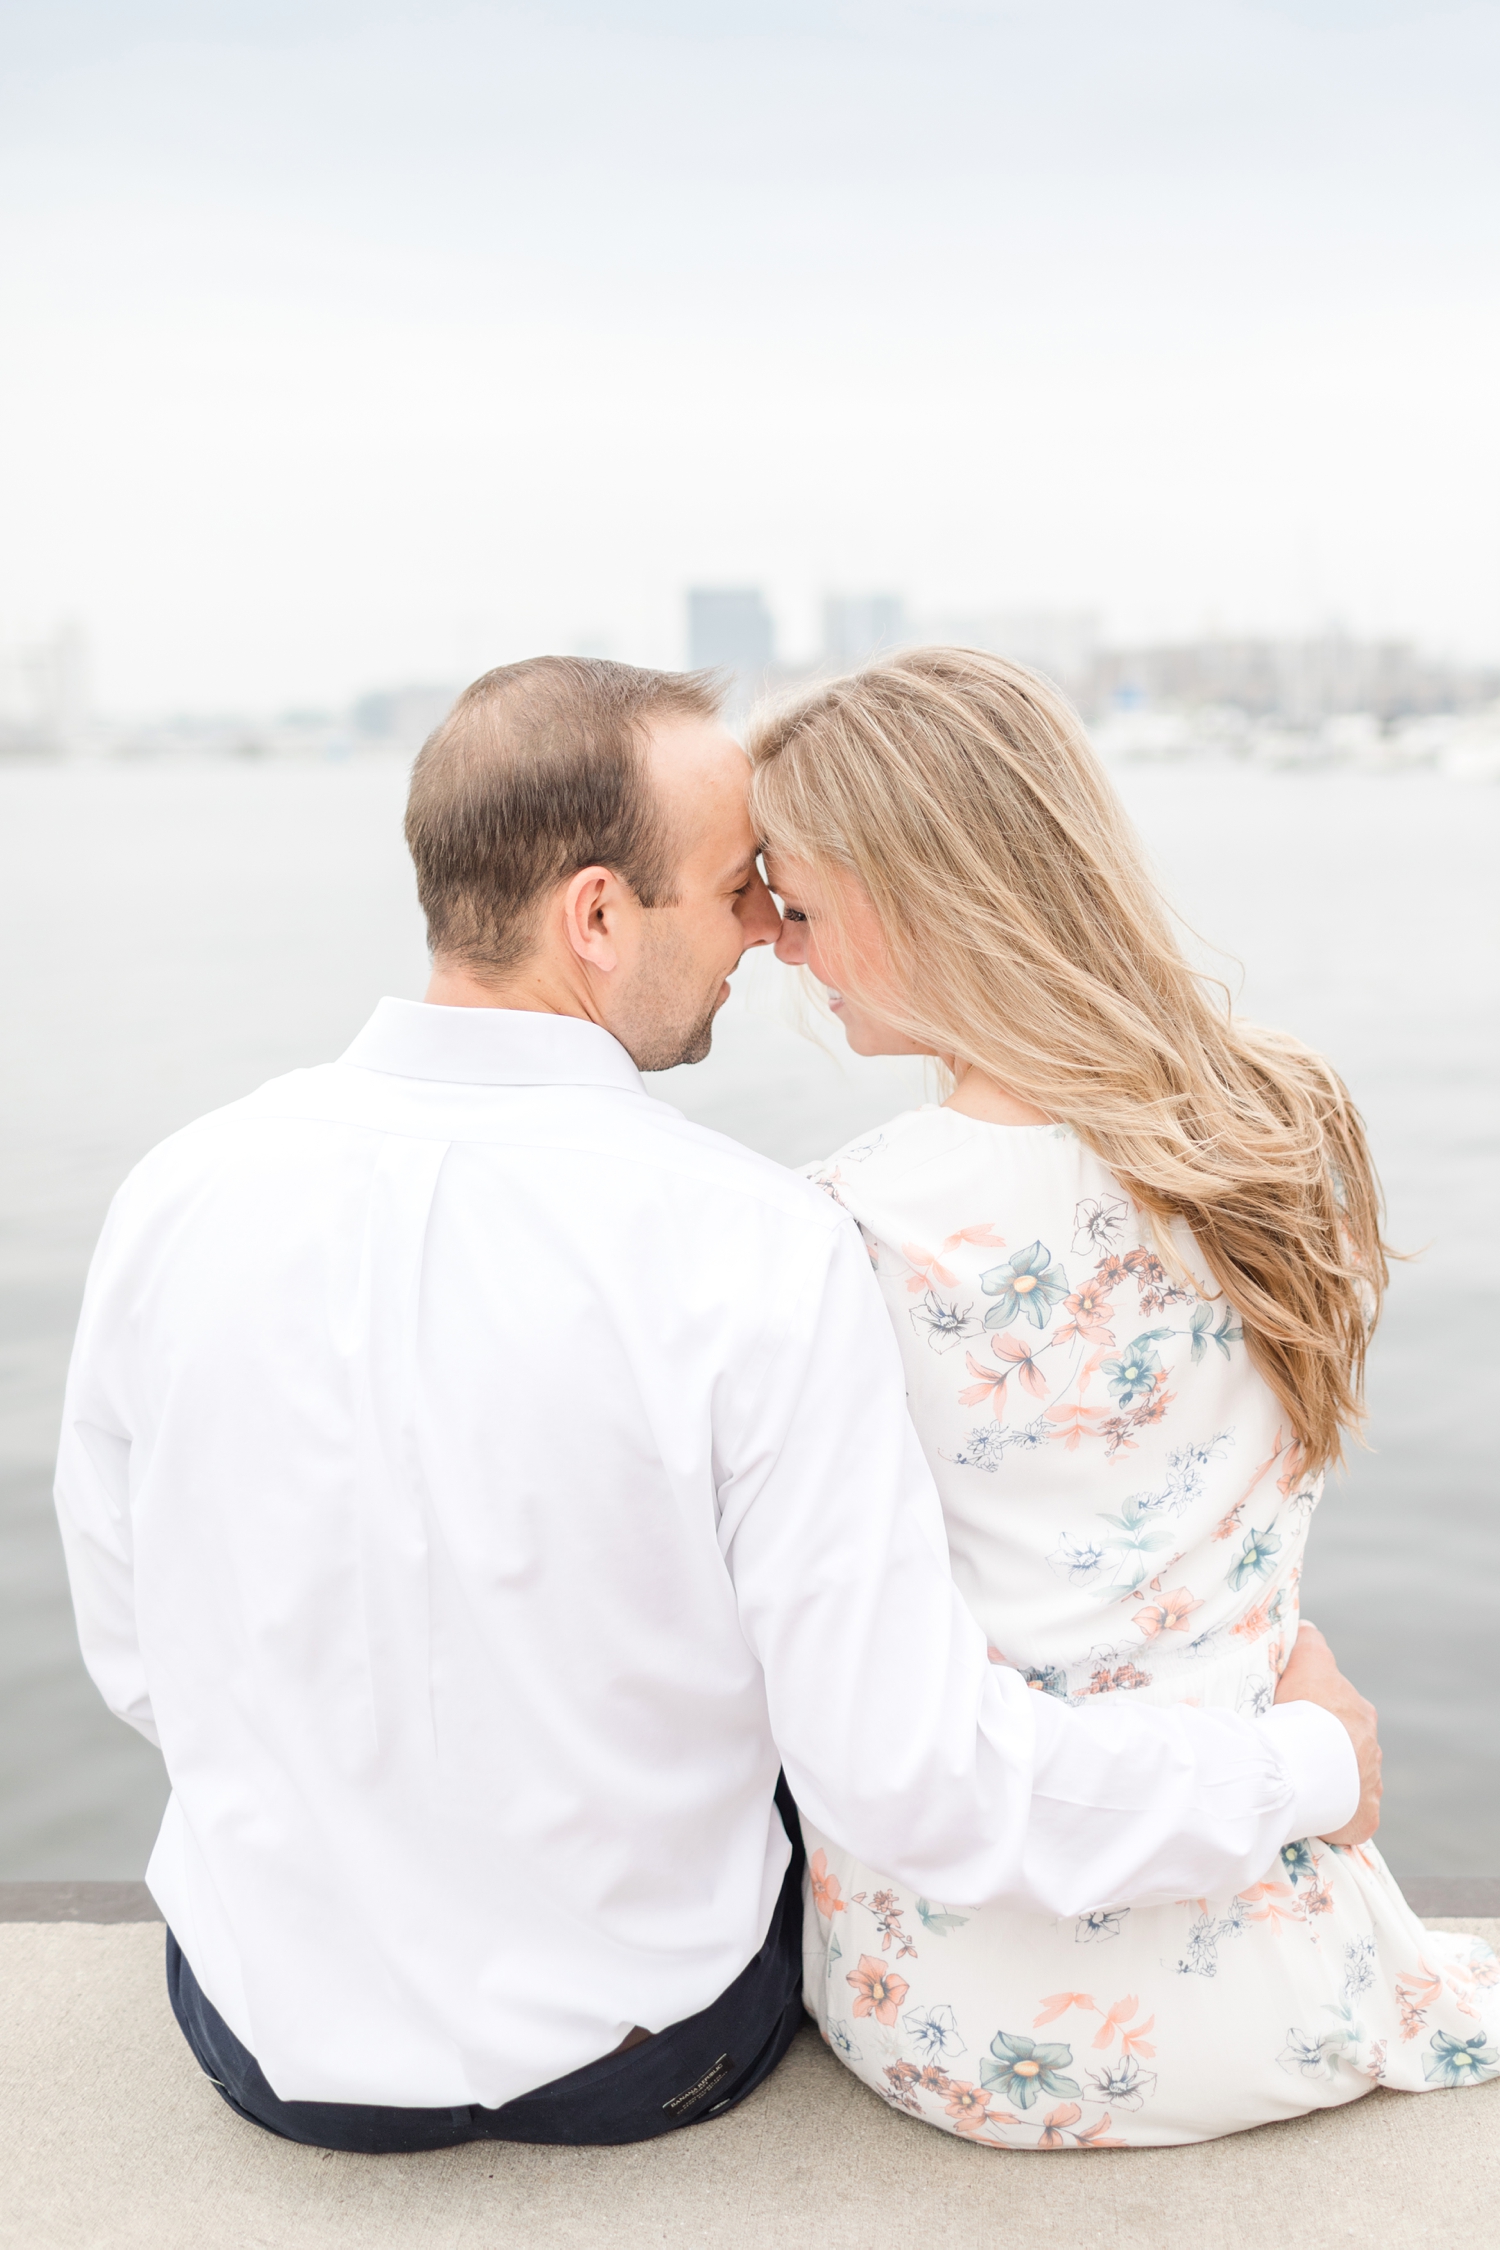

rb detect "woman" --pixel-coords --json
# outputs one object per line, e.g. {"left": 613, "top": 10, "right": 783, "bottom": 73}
{"left": 747, "top": 648, "right": 1498, "bottom": 2148}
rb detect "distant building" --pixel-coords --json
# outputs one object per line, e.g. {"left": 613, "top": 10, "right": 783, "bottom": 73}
{"left": 919, "top": 611, "right": 1101, "bottom": 695}
{"left": 0, "top": 619, "right": 90, "bottom": 756}
{"left": 1088, "top": 633, "right": 1500, "bottom": 724}
{"left": 821, "top": 594, "right": 907, "bottom": 671}
{"left": 686, "top": 589, "right": 775, "bottom": 676}
{"left": 352, "top": 684, "right": 462, "bottom": 753}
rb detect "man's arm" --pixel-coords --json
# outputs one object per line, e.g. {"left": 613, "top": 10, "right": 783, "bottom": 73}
{"left": 52, "top": 1202, "right": 160, "bottom": 1748}
{"left": 720, "top": 1218, "right": 1358, "bottom": 1916}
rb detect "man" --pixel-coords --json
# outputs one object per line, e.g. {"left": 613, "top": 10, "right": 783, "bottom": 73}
{"left": 55, "top": 657, "right": 1378, "bottom": 2155}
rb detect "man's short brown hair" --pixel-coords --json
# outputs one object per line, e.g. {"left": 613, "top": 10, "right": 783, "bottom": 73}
{"left": 404, "top": 656, "right": 724, "bottom": 975}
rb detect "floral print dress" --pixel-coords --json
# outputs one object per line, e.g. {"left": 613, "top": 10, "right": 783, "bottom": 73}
{"left": 800, "top": 1106, "right": 1498, "bottom": 2148}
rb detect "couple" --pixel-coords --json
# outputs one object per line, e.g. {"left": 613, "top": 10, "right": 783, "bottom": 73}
{"left": 55, "top": 649, "right": 1496, "bottom": 2157}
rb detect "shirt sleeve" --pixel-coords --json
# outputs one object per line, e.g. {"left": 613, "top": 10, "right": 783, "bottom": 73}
{"left": 718, "top": 1215, "right": 1358, "bottom": 1915}
{"left": 52, "top": 1193, "right": 161, "bottom": 1749}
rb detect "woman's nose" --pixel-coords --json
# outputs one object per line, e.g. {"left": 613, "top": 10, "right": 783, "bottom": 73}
{"left": 774, "top": 921, "right": 808, "bottom": 965}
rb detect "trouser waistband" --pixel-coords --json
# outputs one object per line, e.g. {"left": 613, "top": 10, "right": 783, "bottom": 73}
{"left": 166, "top": 1778, "right": 806, "bottom": 2153}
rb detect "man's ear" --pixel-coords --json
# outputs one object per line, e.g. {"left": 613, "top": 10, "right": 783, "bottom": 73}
{"left": 560, "top": 865, "right": 628, "bottom": 975}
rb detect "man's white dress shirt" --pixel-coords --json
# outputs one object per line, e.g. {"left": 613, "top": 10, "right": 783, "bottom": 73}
{"left": 54, "top": 1000, "right": 1356, "bottom": 2109}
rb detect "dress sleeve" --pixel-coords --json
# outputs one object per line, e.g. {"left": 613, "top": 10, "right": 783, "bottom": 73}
{"left": 719, "top": 1215, "right": 1356, "bottom": 1913}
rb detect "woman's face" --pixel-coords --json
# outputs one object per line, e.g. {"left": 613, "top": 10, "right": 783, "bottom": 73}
{"left": 764, "top": 852, "right": 931, "bottom": 1058}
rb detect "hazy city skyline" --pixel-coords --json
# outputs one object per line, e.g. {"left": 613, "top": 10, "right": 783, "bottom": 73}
{"left": 2, "top": 1, "right": 1497, "bottom": 714}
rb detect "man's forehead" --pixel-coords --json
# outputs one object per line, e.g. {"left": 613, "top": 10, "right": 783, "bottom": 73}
{"left": 645, "top": 717, "right": 753, "bottom": 857}
{"left": 644, "top": 713, "right": 748, "bottom": 788}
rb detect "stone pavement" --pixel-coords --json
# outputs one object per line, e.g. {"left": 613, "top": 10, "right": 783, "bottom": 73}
{"left": 2, "top": 1914, "right": 1496, "bottom": 2250}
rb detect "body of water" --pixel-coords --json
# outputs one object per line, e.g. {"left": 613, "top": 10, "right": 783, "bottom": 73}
{"left": 1, "top": 756, "right": 1495, "bottom": 1876}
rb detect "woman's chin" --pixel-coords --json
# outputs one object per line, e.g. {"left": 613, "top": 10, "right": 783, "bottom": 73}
{"left": 837, "top": 1018, "right": 882, "bottom": 1057}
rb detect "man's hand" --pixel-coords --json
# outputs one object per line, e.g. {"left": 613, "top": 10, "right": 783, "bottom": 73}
{"left": 1274, "top": 1621, "right": 1382, "bottom": 1846}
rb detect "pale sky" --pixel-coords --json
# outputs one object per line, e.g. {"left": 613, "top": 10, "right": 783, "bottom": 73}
{"left": 2, "top": 0, "right": 1497, "bottom": 713}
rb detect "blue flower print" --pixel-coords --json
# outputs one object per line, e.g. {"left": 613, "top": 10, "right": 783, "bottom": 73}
{"left": 1423, "top": 2030, "right": 1500, "bottom": 2087}
{"left": 1278, "top": 2029, "right": 1340, "bottom": 2081}
{"left": 1101, "top": 1330, "right": 1171, "bottom": 1407}
{"left": 828, "top": 2021, "right": 861, "bottom": 2062}
{"left": 909, "top": 1291, "right": 980, "bottom": 1354}
{"left": 915, "top": 1899, "right": 971, "bottom": 1936}
{"left": 980, "top": 2031, "right": 1081, "bottom": 2110}
{"left": 1228, "top": 1526, "right": 1283, "bottom": 1591}
{"left": 1126, "top": 1434, "right": 1231, "bottom": 1518}
{"left": 1093, "top": 1499, "right": 1174, "bottom": 1591}
{"left": 902, "top": 2002, "right": 966, "bottom": 2060}
{"left": 1342, "top": 1937, "right": 1376, "bottom": 2002}
{"left": 1280, "top": 1840, "right": 1317, "bottom": 1886}
{"left": 1048, "top": 1533, "right": 1108, "bottom": 1586}
{"left": 1076, "top": 1908, "right": 1128, "bottom": 1943}
{"left": 1072, "top": 1195, "right": 1130, "bottom": 1256}
{"left": 1088, "top": 2055, "right": 1156, "bottom": 2109}
{"left": 979, "top": 1241, "right": 1070, "bottom": 1332}
{"left": 1022, "top": 1663, "right": 1070, "bottom": 1700}
{"left": 951, "top": 1415, "right": 1050, "bottom": 1472}
{"left": 1188, "top": 1302, "right": 1244, "bottom": 1364}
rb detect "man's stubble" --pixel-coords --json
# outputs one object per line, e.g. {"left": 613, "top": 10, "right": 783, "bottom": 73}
{"left": 609, "top": 918, "right": 726, "bottom": 1074}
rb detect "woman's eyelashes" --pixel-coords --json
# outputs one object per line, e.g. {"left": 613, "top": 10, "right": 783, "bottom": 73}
{"left": 779, "top": 904, "right": 808, "bottom": 923}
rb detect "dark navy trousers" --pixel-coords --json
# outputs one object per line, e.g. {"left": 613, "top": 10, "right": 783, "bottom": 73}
{"left": 166, "top": 1780, "right": 807, "bottom": 2153}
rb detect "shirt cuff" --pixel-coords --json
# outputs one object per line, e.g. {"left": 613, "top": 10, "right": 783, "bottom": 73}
{"left": 1255, "top": 1700, "right": 1360, "bottom": 1844}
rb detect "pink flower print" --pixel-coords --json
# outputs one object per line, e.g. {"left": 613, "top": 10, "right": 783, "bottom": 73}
{"left": 1036, "top": 2101, "right": 1083, "bottom": 2149}
{"left": 1111, "top": 1661, "right": 1153, "bottom": 1692}
{"left": 1396, "top": 1960, "right": 1443, "bottom": 2040}
{"left": 847, "top": 1954, "right": 909, "bottom": 2026}
{"left": 809, "top": 1850, "right": 845, "bottom": 1920}
{"left": 1215, "top": 1438, "right": 1287, "bottom": 1541}
{"left": 902, "top": 1224, "right": 1006, "bottom": 1293}
{"left": 1083, "top": 1659, "right": 1154, "bottom": 1696}
{"left": 1133, "top": 1587, "right": 1202, "bottom": 1639}
{"left": 1033, "top": 1992, "right": 1096, "bottom": 2027}
{"left": 942, "top": 2081, "right": 993, "bottom": 2134}
{"left": 1033, "top": 1990, "right": 1156, "bottom": 2062}
{"left": 918, "top": 2063, "right": 952, "bottom": 2093}
{"left": 1276, "top": 1440, "right": 1308, "bottom": 1498}
{"left": 961, "top": 1334, "right": 1049, "bottom": 1419}
{"left": 902, "top": 1242, "right": 957, "bottom": 1294}
{"left": 993, "top": 1333, "right": 1049, "bottom": 1396}
{"left": 1238, "top": 1881, "right": 1304, "bottom": 1931}
{"left": 1074, "top": 1345, "right": 1111, "bottom": 1399}
{"left": 1130, "top": 1378, "right": 1172, "bottom": 1428}
{"left": 1072, "top": 2112, "right": 1127, "bottom": 2148}
{"left": 1057, "top": 1281, "right": 1115, "bottom": 1345}
{"left": 1089, "top": 1996, "right": 1156, "bottom": 2057}
{"left": 882, "top": 2061, "right": 923, "bottom": 2113}
{"left": 959, "top": 1351, "right": 1011, "bottom": 1418}
{"left": 1095, "top": 1254, "right": 1129, "bottom": 1292}
{"left": 1045, "top": 1393, "right": 1111, "bottom": 1450}
{"left": 1230, "top": 1598, "right": 1275, "bottom": 1642}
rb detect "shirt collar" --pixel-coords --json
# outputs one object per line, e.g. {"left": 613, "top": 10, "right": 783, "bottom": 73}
{"left": 340, "top": 998, "right": 646, "bottom": 1094}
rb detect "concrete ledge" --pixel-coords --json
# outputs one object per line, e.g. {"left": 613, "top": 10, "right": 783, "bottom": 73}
{"left": 2, "top": 1918, "right": 1497, "bottom": 2250}
{"left": 0, "top": 1881, "right": 166, "bottom": 1924}
{"left": 5, "top": 1874, "right": 1499, "bottom": 1921}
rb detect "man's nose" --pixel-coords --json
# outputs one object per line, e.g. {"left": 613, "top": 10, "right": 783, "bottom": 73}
{"left": 740, "top": 872, "right": 784, "bottom": 948}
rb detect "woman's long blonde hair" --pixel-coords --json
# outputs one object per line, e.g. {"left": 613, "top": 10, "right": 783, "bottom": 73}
{"left": 747, "top": 646, "right": 1388, "bottom": 1476}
